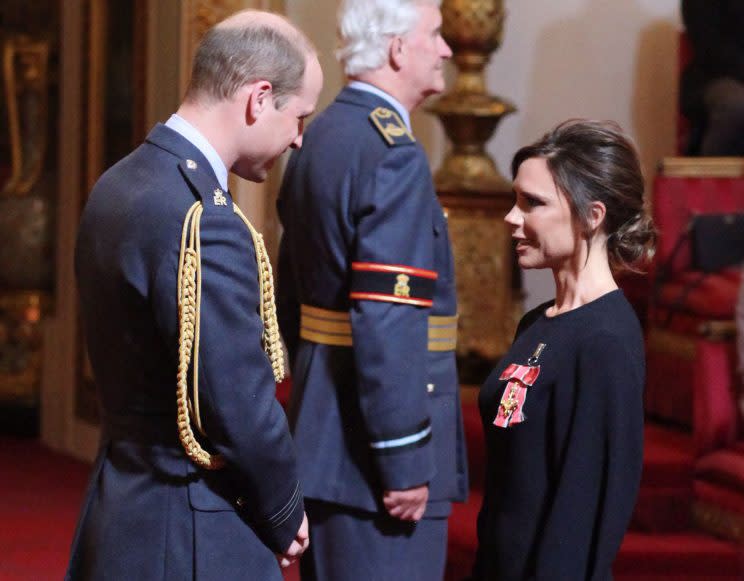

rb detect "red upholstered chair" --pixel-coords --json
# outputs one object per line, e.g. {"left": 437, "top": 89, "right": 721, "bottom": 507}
{"left": 644, "top": 157, "right": 744, "bottom": 543}
{"left": 645, "top": 158, "right": 744, "bottom": 428}
{"left": 691, "top": 330, "right": 744, "bottom": 542}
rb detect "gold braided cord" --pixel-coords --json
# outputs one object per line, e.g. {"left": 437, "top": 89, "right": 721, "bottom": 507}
{"left": 233, "top": 204, "right": 285, "bottom": 383}
{"left": 177, "top": 202, "right": 225, "bottom": 470}
{"left": 175, "top": 200, "right": 285, "bottom": 471}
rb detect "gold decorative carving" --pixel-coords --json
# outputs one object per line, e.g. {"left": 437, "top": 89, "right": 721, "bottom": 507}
{"left": 2, "top": 36, "right": 49, "bottom": 197}
{"left": 446, "top": 202, "right": 519, "bottom": 359}
{"left": 0, "top": 292, "right": 50, "bottom": 405}
{"left": 692, "top": 501, "right": 744, "bottom": 544}
{"left": 182, "top": 0, "right": 244, "bottom": 80}
{"left": 0, "top": 35, "right": 53, "bottom": 414}
{"left": 429, "top": 0, "right": 516, "bottom": 193}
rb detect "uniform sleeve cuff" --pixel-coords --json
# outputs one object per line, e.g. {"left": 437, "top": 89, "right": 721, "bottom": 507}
{"left": 248, "top": 481, "right": 305, "bottom": 554}
{"left": 374, "top": 439, "right": 436, "bottom": 491}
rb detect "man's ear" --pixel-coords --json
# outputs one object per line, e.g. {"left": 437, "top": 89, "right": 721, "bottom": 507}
{"left": 587, "top": 200, "right": 607, "bottom": 234}
{"left": 246, "top": 80, "right": 274, "bottom": 123}
{"left": 389, "top": 36, "right": 405, "bottom": 70}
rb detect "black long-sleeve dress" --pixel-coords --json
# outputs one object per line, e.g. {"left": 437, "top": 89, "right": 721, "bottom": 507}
{"left": 471, "top": 290, "right": 644, "bottom": 581}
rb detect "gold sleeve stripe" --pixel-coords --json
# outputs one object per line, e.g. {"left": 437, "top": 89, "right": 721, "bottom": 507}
{"left": 298, "top": 305, "right": 457, "bottom": 351}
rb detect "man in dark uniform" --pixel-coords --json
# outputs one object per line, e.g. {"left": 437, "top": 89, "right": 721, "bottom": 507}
{"left": 67, "top": 10, "right": 322, "bottom": 580}
{"left": 277, "top": 1, "right": 468, "bottom": 579}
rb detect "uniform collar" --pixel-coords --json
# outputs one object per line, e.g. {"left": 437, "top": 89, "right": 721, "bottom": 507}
{"left": 164, "top": 114, "right": 229, "bottom": 191}
{"left": 144, "top": 124, "right": 219, "bottom": 187}
{"left": 345, "top": 81, "right": 412, "bottom": 132}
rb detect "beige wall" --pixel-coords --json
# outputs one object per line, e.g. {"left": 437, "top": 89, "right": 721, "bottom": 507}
{"left": 287, "top": 0, "right": 682, "bottom": 309}
{"left": 485, "top": 0, "right": 682, "bottom": 307}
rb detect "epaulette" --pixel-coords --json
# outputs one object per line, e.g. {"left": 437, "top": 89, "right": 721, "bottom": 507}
{"left": 369, "top": 107, "right": 416, "bottom": 146}
{"left": 178, "top": 158, "right": 232, "bottom": 211}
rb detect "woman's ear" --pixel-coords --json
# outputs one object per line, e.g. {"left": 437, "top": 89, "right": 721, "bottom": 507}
{"left": 588, "top": 200, "right": 607, "bottom": 234}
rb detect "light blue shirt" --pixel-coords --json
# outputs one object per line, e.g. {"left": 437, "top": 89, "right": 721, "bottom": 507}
{"left": 165, "top": 114, "right": 229, "bottom": 191}
{"left": 347, "top": 81, "right": 412, "bottom": 132}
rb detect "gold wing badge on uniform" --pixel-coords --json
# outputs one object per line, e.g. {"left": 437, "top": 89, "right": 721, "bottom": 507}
{"left": 369, "top": 107, "right": 416, "bottom": 146}
{"left": 176, "top": 200, "right": 285, "bottom": 470}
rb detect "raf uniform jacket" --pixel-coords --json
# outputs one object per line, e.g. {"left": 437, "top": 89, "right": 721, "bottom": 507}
{"left": 67, "top": 124, "right": 302, "bottom": 580}
{"left": 277, "top": 87, "right": 468, "bottom": 518}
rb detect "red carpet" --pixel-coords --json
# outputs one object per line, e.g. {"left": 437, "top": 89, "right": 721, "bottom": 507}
{"left": 0, "top": 437, "right": 300, "bottom": 581}
{"left": 0, "top": 437, "right": 90, "bottom": 581}
{"left": 2, "top": 427, "right": 742, "bottom": 580}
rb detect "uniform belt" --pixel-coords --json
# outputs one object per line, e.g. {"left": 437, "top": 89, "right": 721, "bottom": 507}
{"left": 300, "top": 304, "right": 458, "bottom": 352}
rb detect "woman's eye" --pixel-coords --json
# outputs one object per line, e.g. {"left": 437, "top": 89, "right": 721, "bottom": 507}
{"left": 524, "top": 195, "right": 542, "bottom": 208}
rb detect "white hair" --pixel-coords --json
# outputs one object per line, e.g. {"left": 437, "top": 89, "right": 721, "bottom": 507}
{"left": 336, "top": 0, "right": 441, "bottom": 77}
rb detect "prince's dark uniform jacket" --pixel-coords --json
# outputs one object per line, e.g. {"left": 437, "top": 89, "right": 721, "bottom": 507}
{"left": 67, "top": 124, "right": 302, "bottom": 580}
{"left": 277, "top": 86, "right": 468, "bottom": 576}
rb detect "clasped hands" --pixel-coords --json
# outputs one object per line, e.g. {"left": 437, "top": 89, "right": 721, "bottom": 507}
{"left": 383, "top": 483, "right": 429, "bottom": 522}
{"left": 277, "top": 484, "right": 428, "bottom": 568}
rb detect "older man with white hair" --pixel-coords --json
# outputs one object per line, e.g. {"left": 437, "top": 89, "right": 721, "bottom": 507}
{"left": 276, "top": 1, "right": 467, "bottom": 579}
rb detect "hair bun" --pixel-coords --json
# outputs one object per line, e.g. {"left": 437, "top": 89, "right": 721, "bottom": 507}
{"left": 609, "top": 211, "right": 657, "bottom": 272}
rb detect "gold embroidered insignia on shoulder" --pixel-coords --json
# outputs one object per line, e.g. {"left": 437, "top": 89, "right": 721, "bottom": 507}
{"left": 213, "top": 188, "right": 227, "bottom": 206}
{"left": 369, "top": 107, "right": 415, "bottom": 146}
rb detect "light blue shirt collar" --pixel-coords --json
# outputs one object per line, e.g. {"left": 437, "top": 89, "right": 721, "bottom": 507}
{"left": 347, "top": 81, "right": 412, "bottom": 132}
{"left": 165, "top": 114, "right": 229, "bottom": 191}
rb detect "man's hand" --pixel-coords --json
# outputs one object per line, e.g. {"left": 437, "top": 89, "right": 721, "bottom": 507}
{"left": 383, "top": 484, "right": 429, "bottom": 522}
{"left": 277, "top": 512, "right": 310, "bottom": 569}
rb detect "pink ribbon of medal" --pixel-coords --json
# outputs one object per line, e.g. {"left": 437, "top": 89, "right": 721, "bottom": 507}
{"left": 493, "top": 363, "right": 541, "bottom": 428}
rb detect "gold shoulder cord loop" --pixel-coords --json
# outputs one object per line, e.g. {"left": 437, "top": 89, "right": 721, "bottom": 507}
{"left": 177, "top": 202, "right": 224, "bottom": 469}
{"left": 176, "top": 201, "right": 285, "bottom": 471}
{"left": 233, "top": 204, "right": 286, "bottom": 384}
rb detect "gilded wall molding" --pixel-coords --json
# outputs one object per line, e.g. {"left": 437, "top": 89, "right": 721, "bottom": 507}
{"left": 659, "top": 156, "right": 744, "bottom": 178}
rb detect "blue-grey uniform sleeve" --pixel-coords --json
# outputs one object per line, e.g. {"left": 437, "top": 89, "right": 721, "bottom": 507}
{"left": 153, "top": 204, "right": 303, "bottom": 554}
{"left": 532, "top": 333, "right": 644, "bottom": 580}
{"left": 349, "top": 145, "right": 437, "bottom": 491}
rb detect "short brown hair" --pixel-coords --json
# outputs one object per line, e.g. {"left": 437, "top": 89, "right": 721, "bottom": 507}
{"left": 185, "top": 15, "right": 314, "bottom": 109}
{"left": 511, "top": 119, "right": 656, "bottom": 272}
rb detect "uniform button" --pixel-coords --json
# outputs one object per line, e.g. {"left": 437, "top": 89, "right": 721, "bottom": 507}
{"left": 236, "top": 496, "right": 246, "bottom": 508}
{"left": 427, "top": 383, "right": 435, "bottom": 393}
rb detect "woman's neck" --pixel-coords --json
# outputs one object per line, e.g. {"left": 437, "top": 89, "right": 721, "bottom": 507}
{"left": 548, "top": 242, "right": 617, "bottom": 317}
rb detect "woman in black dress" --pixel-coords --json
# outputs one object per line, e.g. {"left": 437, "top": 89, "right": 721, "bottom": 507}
{"left": 470, "top": 120, "right": 656, "bottom": 581}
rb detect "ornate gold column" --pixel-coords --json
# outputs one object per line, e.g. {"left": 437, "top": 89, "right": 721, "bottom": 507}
{"left": 428, "top": 0, "right": 521, "bottom": 381}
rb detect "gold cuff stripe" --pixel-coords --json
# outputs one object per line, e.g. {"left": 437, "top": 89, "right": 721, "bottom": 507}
{"left": 299, "top": 305, "right": 457, "bottom": 351}
{"left": 300, "top": 328, "right": 354, "bottom": 347}
{"left": 301, "top": 304, "right": 351, "bottom": 321}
